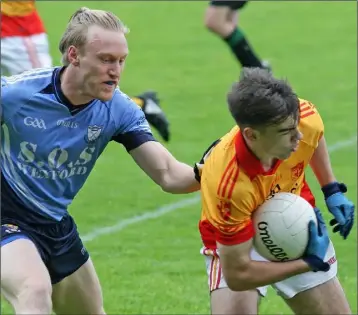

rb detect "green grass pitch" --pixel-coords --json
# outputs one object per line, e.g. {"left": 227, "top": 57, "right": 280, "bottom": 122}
{"left": 1, "top": 1, "right": 356, "bottom": 314}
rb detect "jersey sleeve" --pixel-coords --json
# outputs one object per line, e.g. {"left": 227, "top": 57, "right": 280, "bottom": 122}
{"left": 205, "top": 196, "right": 254, "bottom": 246}
{"left": 1, "top": 76, "right": 25, "bottom": 124}
{"left": 298, "top": 99, "right": 324, "bottom": 149}
{"left": 110, "top": 90, "right": 156, "bottom": 152}
{"left": 200, "top": 162, "right": 256, "bottom": 246}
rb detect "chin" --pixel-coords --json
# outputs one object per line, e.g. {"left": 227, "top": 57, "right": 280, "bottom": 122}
{"left": 97, "top": 92, "right": 115, "bottom": 102}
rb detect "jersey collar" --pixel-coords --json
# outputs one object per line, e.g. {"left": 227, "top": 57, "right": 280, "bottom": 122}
{"left": 53, "top": 67, "right": 93, "bottom": 114}
{"left": 235, "top": 131, "right": 282, "bottom": 179}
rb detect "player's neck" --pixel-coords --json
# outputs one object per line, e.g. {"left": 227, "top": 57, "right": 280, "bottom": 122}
{"left": 60, "top": 67, "right": 94, "bottom": 106}
{"left": 246, "top": 141, "right": 276, "bottom": 171}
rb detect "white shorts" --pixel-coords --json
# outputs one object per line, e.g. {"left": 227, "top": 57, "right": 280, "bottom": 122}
{"left": 202, "top": 241, "right": 337, "bottom": 299}
{"left": 1, "top": 33, "right": 53, "bottom": 75}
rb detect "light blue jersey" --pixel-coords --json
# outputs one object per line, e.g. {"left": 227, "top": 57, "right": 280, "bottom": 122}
{"left": 1, "top": 67, "right": 155, "bottom": 221}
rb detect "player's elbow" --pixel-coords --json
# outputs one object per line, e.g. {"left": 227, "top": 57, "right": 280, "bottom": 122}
{"left": 158, "top": 176, "right": 185, "bottom": 194}
{"left": 159, "top": 178, "right": 173, "bottom": 193}
{"left": 157, "top": 162, "right": 199, "bottom": 194}
{"left": 225, "top": 265, "right": 257, "bottom": 292}
{"left": 157, "top": 172, "right": 177, "bottom": 193}
{"left": 227, "top": 275, "right": 257, "bottom": 292}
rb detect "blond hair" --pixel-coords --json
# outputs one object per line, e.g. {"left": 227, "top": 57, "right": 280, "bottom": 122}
{"left": 59, "top": 7, "right": 129, "bottom": 66}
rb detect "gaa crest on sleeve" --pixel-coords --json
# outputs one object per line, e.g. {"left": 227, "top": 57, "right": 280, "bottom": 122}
{"left": 85, "top": 125, "right": 103, "bottom": 143}
{"left": 291, "top": 161, "right": 304, "bottom": 181}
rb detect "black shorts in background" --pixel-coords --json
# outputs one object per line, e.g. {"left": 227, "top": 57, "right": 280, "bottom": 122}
{"left": 209, "top": 0, "right": 249, "bottom": 11}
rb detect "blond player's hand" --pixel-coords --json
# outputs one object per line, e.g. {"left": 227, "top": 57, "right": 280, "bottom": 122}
{"left": 194, "top": 139, "right": 221, "bottom": 182}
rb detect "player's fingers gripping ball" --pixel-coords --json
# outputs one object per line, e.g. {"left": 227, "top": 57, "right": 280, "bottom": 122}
{"left": 253, "top": 192, "right": 318, "bottom": 262}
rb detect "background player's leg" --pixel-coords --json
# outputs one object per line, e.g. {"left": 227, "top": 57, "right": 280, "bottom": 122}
{"left": 1, "top": 36, "right": 33, "bottom": 75}
{"left": 1, "top": 33, "right": 52, "bottom": 76}
{"left": 204, "top": 3, "right": 264, "bottom": 68}
{"left": 52, "top": 258, "right": 105, "bottom": 315}
{"left": 284, "top": 277, "right": 351, "bottom": 314}
{"left": 205, "top": 5, "right": 236, "bottom": 38}
{"left": 30, "top": 33, "right": 53, "bottom": 68}
{"left": 1, "top": 238, "right": 53, "bottom": 314}
{"left": 229, "top": 10, "right": 239, "bottom": 27}
{"left": 211, "top": 288, "right": 260, "bottom": 315}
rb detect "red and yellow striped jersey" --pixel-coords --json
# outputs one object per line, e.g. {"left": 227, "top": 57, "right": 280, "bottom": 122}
{"left": 199, "top": 99, "right": 323, "bottom": 250}
{"left": 1, "top": 1, "right": 45, "bottom": 37}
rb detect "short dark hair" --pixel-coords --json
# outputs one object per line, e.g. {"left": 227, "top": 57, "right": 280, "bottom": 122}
{"left": 227, "top": 68, "right": 300, "bottom": 130}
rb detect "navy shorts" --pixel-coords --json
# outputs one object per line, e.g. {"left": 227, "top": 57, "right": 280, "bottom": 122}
{"left": 209, "top": 0, "right": 248, "bottom": 10}
{"left": 1, "top": 175, "right": 89, "bottom": 284}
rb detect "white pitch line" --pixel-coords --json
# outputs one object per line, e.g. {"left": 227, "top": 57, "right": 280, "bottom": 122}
{"left": 82, "top": 136, "right": 357, "bottom": 243}
{"left": 82, "top": 195, "right": 200, "bottom": 242}
{"left": 325, "top": 136, "right": 356, "bottom": 151}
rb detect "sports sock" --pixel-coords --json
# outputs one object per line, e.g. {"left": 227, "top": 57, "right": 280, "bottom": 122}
{"left": 224, "top": 27, "right": 263, "bottom": 68}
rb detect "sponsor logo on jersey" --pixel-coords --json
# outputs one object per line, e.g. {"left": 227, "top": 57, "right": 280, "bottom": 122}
{"left": 257, "top": 221, "right": 290, "bottom": 262}
{"left": 2, "top": 224, "right": 21, "bottom": 234}
{"left": 16, "top": 141, "right": 96, "bottom": 180}
{"left": 57, "top": 120, "right": 79, "bottom": 129}
{"left": 24, "top": 116, "right": 47, "bottom": 129}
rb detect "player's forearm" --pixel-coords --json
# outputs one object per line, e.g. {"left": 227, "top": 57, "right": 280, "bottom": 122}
{"left": 160, "top": 161, "right": 200, "bottom": 194}
{"left": 130, "top": 142, "right": 200, "bottom": 193}
{"left": 309, "top": 136, "right": 336, "bottom": 187}
{"left": 227, "top": 259, "right": 311, "bottom": 291}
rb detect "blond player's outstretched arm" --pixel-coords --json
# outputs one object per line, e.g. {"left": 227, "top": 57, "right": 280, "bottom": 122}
{"left": 130, "top": 141, "right": 200, "bottom": 194}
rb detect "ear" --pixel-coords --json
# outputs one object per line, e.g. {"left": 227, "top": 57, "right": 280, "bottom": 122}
{"left": 242, "top": 127, "right": 260, "bottom": 142}
{"left": 67, "top": 46, "right": 80, "bottom": 66}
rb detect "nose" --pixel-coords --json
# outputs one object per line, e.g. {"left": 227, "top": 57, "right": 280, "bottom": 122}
{"left": 109, "top": 63, "right": 122, "bottom": 77}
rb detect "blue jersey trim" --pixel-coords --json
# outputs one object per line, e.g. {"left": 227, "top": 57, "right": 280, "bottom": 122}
{"left": 53, "top": 67, "right": 94, "bottom": 115}
{"left": 112, "top": 131, "right": 157, "bottom": 152}
{"left": 1, "top": 234, "right": 31, "bottom": 247}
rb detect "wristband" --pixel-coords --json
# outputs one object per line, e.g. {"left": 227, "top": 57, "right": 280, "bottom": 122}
{"left": 321, "top": 182, "right": 347, "bottom": 199}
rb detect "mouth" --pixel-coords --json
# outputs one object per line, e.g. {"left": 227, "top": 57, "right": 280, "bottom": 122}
{"left": 103, "top": 80, "right": 118, "bottom": 86}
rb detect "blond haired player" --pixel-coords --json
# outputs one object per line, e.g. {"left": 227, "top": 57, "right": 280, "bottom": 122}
{"left": 0, "top": 1, "right": 171, "bottom": 142}
{"left": 195, "top": 68, "right": 354, "bottom": 314}
{"left": 1, "top": 7, "right": 199, "bottom": 314}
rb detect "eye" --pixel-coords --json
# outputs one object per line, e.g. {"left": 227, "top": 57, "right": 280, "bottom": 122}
{"left": 99, "top": 55, "right": 126, "bottom": 65}
{"left": 100, "top": 56, "right": 111, "bottom": 63}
